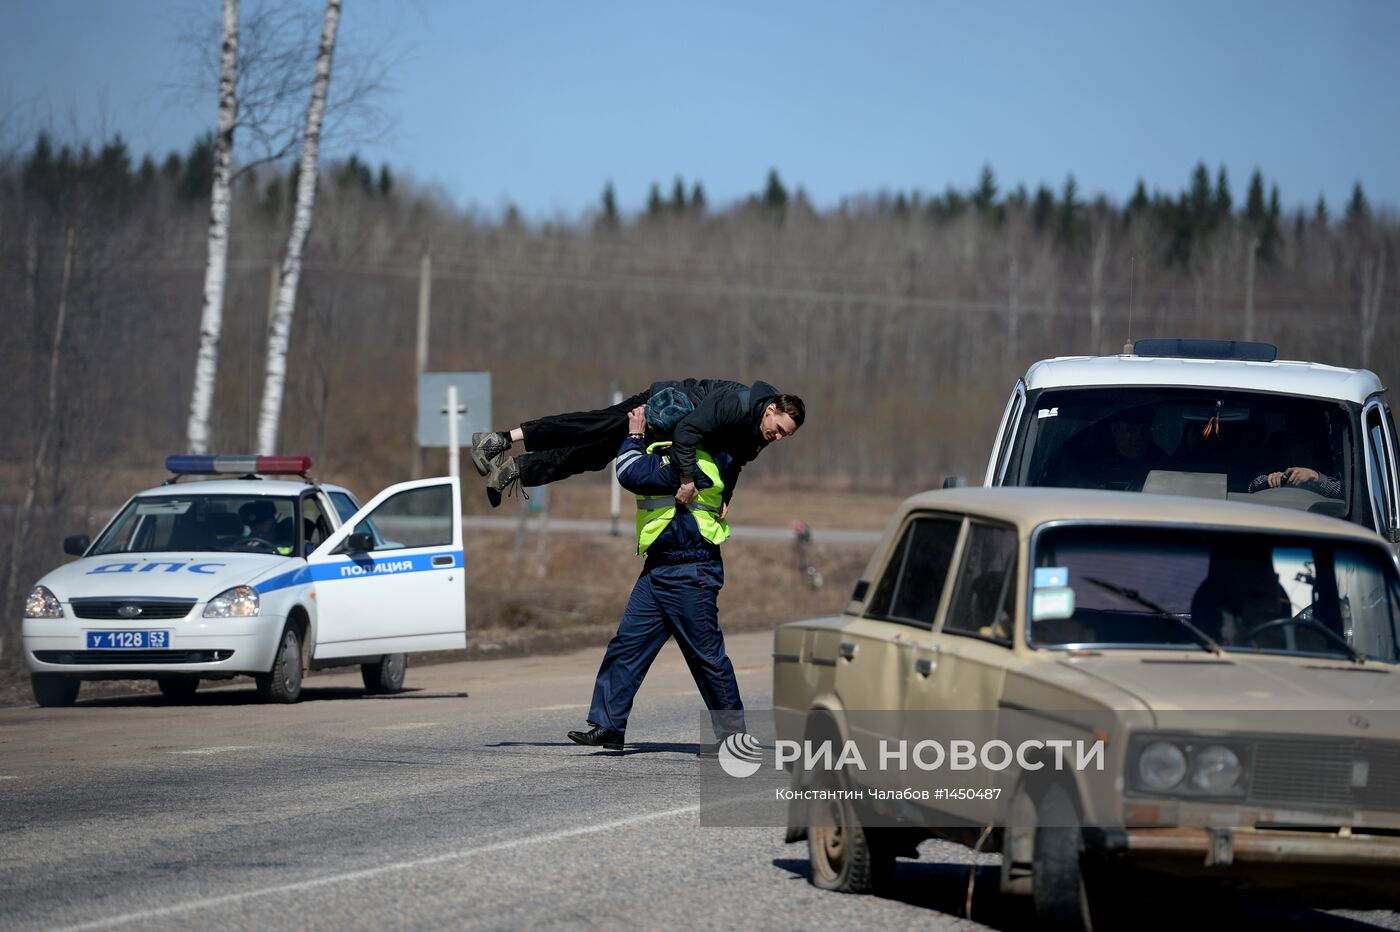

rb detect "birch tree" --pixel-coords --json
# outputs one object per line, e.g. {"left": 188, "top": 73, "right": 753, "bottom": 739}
{"left": 184, "top": 0, "right": 239, "bottom": 454}
{"left": 256, "top": 0, "right": 341, "bottom": 454}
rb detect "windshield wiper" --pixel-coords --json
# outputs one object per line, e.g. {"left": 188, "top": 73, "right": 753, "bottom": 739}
{"left": 1081, "top": 576, "right": 1225, "bottom": 656}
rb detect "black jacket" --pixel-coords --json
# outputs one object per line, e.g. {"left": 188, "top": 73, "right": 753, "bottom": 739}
{"left": 648, "top": 378, "right": 780, "bottom": 501}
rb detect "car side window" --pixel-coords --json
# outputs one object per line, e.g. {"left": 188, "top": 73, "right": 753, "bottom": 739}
{"left": 944, "top": 523, "right": 1018, "bottom": 645}
{"left": 351, "top": 485, "right": 453, "bottom": 550}
{"left": 301, "top": 495, "right": 332, "bottom": 552}
{"left": 865, "top": 516, "right": 962, "bottom": 629}
{"left": 329, "top": 491, "right": 361, "bottom": 524}
{"left": 1365, "top": 405, "right": 1398, "bottom": 536}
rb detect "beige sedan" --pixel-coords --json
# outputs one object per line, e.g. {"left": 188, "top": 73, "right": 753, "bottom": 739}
{"left": 774, "top": 487, "right": 1400, "bottom": 927}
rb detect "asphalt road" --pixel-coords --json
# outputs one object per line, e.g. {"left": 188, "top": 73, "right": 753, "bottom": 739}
{"left": 2, "top": 634, "right": 1397, "bottom": 931}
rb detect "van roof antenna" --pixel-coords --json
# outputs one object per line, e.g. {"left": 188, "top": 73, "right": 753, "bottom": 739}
{"left": 1122, "top": 254, "right": 1136, "bottom": 355}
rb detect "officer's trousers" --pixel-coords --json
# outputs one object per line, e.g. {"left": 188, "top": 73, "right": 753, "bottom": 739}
{"left": 587, "top": 557, "right": 744, "bottom": 738}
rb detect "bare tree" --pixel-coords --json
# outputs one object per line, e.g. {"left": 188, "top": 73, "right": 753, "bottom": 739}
{"left": 4, "top": 226, "right": 75, "bottom": 651}
{"left": 1360, "top": 251, "right": 1386, "bottom": 369}
{"left": 257, "top": 0, "right": 341, "bottom": 453}
{"left": 185, "top": 0, "right": 239, "bottom": 454}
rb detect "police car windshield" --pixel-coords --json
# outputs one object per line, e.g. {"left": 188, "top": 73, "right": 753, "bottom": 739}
{"left": 92, "top": 495, "right": 298, "bottom": 555}
{"left": 1031, "top": 525, "right": 1400, "bottom": 663}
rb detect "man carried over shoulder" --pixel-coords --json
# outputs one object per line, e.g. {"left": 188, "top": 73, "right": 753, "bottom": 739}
{"left": 469, "top": 379, "right": 804, "bottom": 508}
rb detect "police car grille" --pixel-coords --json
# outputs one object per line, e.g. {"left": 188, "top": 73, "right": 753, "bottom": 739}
{"left": 1248, "top": 737, "right": 1400, "bottom": 812}
{"left": 70, "top": 600, "right": 196, "bottom": 620}
{"left": 34, "top": 650, "right": 234, "bottom": 665}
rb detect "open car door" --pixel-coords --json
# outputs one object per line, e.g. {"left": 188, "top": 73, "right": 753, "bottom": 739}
{"left": 307, "top": 477, "right": 465, "bottom": 659}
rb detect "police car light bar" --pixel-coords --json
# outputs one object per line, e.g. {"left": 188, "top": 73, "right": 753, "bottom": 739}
{"left": 165, "top": 455, "right": 314, "bottom": 475}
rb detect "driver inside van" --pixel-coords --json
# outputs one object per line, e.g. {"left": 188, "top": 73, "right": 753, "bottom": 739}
{"left": 1247, "top": 436, "right": 1343, "bottom": 499}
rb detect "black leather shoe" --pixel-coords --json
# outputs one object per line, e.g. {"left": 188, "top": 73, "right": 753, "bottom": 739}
{"left": 568, "top": 724, "right": 625, "bottom": 750}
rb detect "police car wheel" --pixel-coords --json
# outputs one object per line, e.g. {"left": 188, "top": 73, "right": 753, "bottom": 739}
{"left": 361, "top": 653, "right": 408, "bottom": 695}
{"left": 31, "top": 673, "right": 81, "bottom": 708}
{"left": 157, "top": 677, "right": 200, "bottom": 702}
{"left": 255, "top": 626, "right": 304, "bottom": 703}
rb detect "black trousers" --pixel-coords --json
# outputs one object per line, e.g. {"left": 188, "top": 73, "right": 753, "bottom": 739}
{"left": 516, "top": 389, "right": 651, "bottom": 486}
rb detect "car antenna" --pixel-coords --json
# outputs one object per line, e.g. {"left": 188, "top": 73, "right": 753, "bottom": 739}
{"left": 1122, "top": 254, "right": 1136, "bottom": 354}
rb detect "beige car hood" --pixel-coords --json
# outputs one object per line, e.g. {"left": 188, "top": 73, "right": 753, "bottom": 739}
{"left": 1058, "top": 651, "right": 1400, "bottom": 714}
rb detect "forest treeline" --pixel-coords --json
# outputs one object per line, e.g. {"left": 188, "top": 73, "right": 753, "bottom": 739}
{"left": 1, "top": 129, "right": 1397, "bottom": 642}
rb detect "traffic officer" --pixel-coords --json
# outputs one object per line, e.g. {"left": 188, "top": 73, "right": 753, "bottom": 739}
{"left": 568, "top": 405, "right": 745, "bottom": 752}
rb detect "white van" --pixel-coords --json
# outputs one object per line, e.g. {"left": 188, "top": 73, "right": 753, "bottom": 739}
{"left": 984, "top": 339, "right": 1400, "bottom": 546}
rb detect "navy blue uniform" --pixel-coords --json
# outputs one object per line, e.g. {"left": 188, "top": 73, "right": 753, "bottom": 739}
{"left": 586, "top": 436, "right": 745, "bottom": 738}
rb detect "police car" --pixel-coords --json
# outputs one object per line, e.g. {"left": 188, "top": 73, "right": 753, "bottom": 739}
{"left": 21, "top": 455, "right": 466, "bottom": 706}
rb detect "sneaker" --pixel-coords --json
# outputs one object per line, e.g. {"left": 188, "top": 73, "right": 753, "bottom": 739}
{"left": 470, "top": 431, "right": 511, "bottom": 476}
{"left": 485, "top": 456, "right": 527, "bottom": 509}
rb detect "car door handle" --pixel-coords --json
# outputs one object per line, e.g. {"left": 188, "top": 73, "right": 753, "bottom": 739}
{"left": 432, "top": 555, "right": 455, "bottom": 567}
{"left": 839, "top": 642, "right": 859, "bottom": 660}
{"left": 915, "top": 657, "right": 935, "bottom": 677}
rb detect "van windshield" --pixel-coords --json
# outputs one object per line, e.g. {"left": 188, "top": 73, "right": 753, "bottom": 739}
{"left": 1031, "top": 525, "right": 1400, "bottom": 663}
{"left": 1005, "top": 387, "right": 1353, "bottom": 517}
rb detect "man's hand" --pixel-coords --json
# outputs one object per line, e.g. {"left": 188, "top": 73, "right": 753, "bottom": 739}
{"left": 675, "top": 478, "right": 698, "bottom": 505}
{"left": 1283, "top": 466, "right": 1320, "bottom": 487}
{"left": 720, "top": 501, "right": 729, "bottom": 521}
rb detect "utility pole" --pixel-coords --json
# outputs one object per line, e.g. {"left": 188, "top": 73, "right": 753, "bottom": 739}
{"left": 1244, "top": 237, "right": 1259, "bottom": 342}
{"left": 413, "top": 249, "right": 431, "bottom": 477}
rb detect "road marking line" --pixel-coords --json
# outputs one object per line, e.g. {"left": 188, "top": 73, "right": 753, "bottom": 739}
{"left": 51, "top": 804, "right": 700, "bottom": 931}
{"left": 528, "top": 703, "right": 585, "bottom": 711}
{"left": 167, "top": 746, "right": 254, "bottom": 756}
{"left": 374, "top": 723, "right": 438, "bottom": 730}
{"left": 0, "top": 775, "right": 17, "bottom": 781}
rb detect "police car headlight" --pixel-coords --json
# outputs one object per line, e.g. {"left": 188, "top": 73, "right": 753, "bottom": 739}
{"left": 24, "top": 585, "right": 64, "bottom": 618}
{"left": 203, "top": 586, "right": 259, "bottom": 618}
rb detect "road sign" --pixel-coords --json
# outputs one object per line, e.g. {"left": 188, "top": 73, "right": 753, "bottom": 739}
{"left": 418, "top": 372, "right": 492, "bottom": 447}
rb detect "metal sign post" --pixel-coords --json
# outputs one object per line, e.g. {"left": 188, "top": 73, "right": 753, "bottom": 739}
{"left": 418, "top": 373, "right": 491, "bottom": 479}
{"left": 609, "top": 385, "right": 622, "bottom": 536}
{"left": 443, "top": 385, "right": 465, "bottom": 479}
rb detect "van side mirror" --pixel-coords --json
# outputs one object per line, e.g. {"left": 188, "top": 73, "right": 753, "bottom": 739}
{"left": 942, "top": 475, "right": 968, "bottom": 489}
{"left": 63, "top": 534, "right": 90, "bottom": 556}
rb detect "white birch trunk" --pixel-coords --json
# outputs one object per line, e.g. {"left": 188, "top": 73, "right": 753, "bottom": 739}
{"left": 185, "top": 0, "right": 240, "bottom": 454}
{"left": 256, "top": 0, "right": 341, "bottom": 454}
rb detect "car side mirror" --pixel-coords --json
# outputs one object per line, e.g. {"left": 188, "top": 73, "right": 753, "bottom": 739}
{"left": 344, "top": 532, "right": 375, "bottom": 553}
{"left": 63, "top": 534, "right": 90, "bottom": 556}
{"left": 942, "top": 474, "right": 968, "bottom": 489}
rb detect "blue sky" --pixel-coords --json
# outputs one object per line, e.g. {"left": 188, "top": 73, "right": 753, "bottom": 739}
{"left": 4, "top": 0, "right": 1397, "bottom": 219}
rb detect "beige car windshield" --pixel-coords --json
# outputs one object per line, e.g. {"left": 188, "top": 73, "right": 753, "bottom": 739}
{"left": 1031, "top": 525, "right": 1400, "bottom": 663}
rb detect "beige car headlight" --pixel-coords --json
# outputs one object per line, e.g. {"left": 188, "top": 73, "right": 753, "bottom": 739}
{"left": 203, "top": 586, "right": 260, "bottom": 618}
{"left": 24, "top": 585, "right": 64, "bottom": 619}
{"left": 1190, "top": 745, "right": 1243, "bottom": 794}
{"left": 1137, "top": 741, "right": 1187, "bottom": 790}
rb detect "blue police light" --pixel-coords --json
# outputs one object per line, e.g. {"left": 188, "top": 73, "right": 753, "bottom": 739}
{"left": 165, "top": 455, "right": 313, "bottom": 475}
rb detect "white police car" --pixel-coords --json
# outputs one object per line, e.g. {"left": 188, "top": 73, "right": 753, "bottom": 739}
{"left": 21, "top": 455, "right": 466, "bottom": 706}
